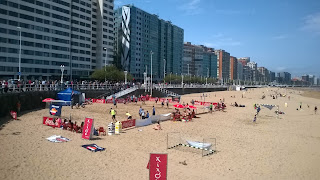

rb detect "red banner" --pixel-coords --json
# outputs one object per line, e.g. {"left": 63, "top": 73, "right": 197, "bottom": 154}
{"left": 122, "top": 119, "right": 136, "bottom": 129}
{"left": 43, "top": 117, "right": 60, "bottom": 127}
{"left": 106, "top": 99, "right": 113, "bottom": 103}
{"left": 149, "top": 154, "right": 168, "bottom": 180}
{"left": 93, "top": 99, "right": 105, "bottom": 104}
{"left": 82, "top": 118, "right": 94, "bottom": 140}
{"left": 117, "top": 98, "right": 125, "bottom": 103}
{"left": 10, "top": 111, "right": 17, "bottom": 120}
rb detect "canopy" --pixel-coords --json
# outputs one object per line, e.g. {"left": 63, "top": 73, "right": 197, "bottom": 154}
{"left": 42, "top": 98, "right": 55, "bottom": 102}
{"left": 57, "top": 88, "right": 81, "bottom": 101}
{"left": 173, "top": 104, "right": 184, "bottom": 108}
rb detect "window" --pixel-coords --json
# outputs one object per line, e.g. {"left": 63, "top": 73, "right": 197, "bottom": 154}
{"left": 8, "top": 11, "right": 18, "bottom": 17}
{"left": 0, "top": 56, "right": 6, "bottom": 62}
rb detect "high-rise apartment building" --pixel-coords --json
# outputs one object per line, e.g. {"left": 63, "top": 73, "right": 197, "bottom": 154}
{"left": 182, "top": 42, "right": 217, "bottom": 78}
{"left": 215, "top": 49, "right": 230, "bottom": 80}
{"left": 247, "top": 61, "right": 258, "bottom": 82}
{"left": 238, "top": 57, "right": 250, "bottom": 66}
{"left": 237, "top": 61, "right": 243, "bottom": 80}
{"left": 114, "top": 5, "right": 184, "bottom": 81}
{"left": 230, "top": 56, "right": 237, "bottom": 80}
{"left": 0, "top": 0, "right": 114, "bottom": 80}
{"left": 269, "top": 71, "right": 276, "bottom": 82}
{"left": 257, "top": 67, "right": 270, "bottom": 82}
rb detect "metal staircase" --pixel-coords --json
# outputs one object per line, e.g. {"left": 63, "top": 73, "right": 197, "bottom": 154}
{"left": 106, "top": 86, "right": 138, "bottom": 99}
{"left": 154, "top": 85, "right": 179, "bottom": 97}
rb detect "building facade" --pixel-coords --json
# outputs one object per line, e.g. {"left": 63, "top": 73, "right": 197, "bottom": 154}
{"left": 247, "top": 61, "right": 258, "bottom": 82}
{"left": 114, "top": 5, "right": 184, "bottom": 81}
{"left": 230, "top": 56, "right": 237, "bottom": 80}
{"left": 277, "top": 72, "right": 291, "bottom": 84}
{"left": 237, "top": 60, "right": 243, "bottom": 80}
{"left": 0, "top": 0, "right": 114, "bottom": 80}
{"left": 238, "top": 57, "right": 250, "bottom": 66}
{"left": 182, "top": 42, "right": 217, "bottom": 78}
{"left": 215, "top": 49, "right": 230, "bottom": 80}
{"left": 257, "top": 67, "right": 270, "bottom": 82}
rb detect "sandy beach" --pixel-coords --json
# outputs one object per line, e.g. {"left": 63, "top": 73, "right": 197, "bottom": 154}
{"left": 0, "top": 87, "right": 320, "bottom": 180}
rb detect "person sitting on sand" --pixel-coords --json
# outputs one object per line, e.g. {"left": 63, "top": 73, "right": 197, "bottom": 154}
{"left": 235, "top": 102, "right": 238, "bottom": 107}
{"left": 315, "top": 106, "right": 317, "bottom": 114}
{"left": 146, "top": 111, "right": 150, "bottom": 118}
{"left": 153, "top": 121, "right": 162, "bottom": 130}
{"left": 73, "top": 121, "right": 79, "bottom": 133}
{"left": 192, "top": 109, "right": 196, "bottom": 118}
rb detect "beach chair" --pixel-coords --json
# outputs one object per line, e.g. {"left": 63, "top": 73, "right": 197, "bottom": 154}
{"left": 98, "top": 127, "right": 106, "bottom": 136}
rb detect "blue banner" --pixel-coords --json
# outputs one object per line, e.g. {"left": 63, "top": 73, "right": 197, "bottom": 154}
{"left": 49, "top": 104, "right": 62, "bottom": 116}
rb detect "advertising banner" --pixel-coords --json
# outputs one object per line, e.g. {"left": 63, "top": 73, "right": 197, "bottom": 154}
{"left": 49, "top": 104, "right": 62, "bottom": 116}
{"left": 149, "top": 154, "right": 168, "bottom": 180}
{"left": 82, "top": 118, "right": 94, "bottom": 140}
{"left": 93, "top": 99, "right": 106, "bottom": 104}
{"left": 117, "top": 98, "right": 125, "bottom": 103}
{"left": 121, "top": 119, "right": 136, "bottom": 129}
{"left": 106, "top": 99, "right": 113, "bottom": 103}
{"left": 43, "top": 117, "right": 60, "bottom": 127}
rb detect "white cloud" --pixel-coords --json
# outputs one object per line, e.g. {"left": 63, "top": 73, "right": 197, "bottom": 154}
{"left": 202, "top": 34, "right": 242, "bottom": 48}
{"left": 301, "top": 12, "right": 320, "bottom": 34}
{"left": 178, "top": 0, "right": 202, "bottom": 15}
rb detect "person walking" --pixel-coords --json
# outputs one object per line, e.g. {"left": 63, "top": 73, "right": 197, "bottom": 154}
{"left": 139, "top": 106, "right": 143, "bottom": 119}
{"left": 166, "top": 99, "right": 169, "bottom": 109}
{"left": 110, "top": 108, "right": 117, "bottom": 122}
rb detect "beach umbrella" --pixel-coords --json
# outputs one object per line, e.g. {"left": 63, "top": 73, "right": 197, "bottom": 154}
{"left": 186, "top": 105, "right": 197, "bottom": 109}
{"left": 173, "top": 104, "right": 184, "bottom": 108}
{"left": 42, "top": 98, "right": 55, "bottom": 102}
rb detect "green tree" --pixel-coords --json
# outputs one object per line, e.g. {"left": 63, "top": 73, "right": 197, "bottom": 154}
{"left": 91, "top": 65, "right": 133, "bottom": 82}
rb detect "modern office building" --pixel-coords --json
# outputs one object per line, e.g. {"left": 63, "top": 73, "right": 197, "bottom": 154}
{"left": 230, "top": 56, "right": 237, "bottom": 80}
{"left": 0, "top": 0, "right": 114, "bottom": 80}
{"left": 214, "top": 49, "right": 230, "bottom": 80}
{"left": 114, "top": 5, "right": 184, "bottom": 81}
{"left": 182, "top": 42, "right": 217, "bottom": 78}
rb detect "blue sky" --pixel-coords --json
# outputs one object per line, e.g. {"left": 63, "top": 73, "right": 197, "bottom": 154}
{"left": 114, "top": 0, "right": 320, "bottom": 77}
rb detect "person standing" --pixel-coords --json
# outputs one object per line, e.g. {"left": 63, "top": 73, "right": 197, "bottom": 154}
{"left": 113, "top": 98, "right": 117, "bottom": 108}
{"left": 209, "top": 103, "right": 213, "bottom": 113}
{"left": 139, "top": 106, "right": 143, "bottom": 119}
{"left": 152, "top": 106, "right": 156, "bottom": 116}
{"left": 300, "top": 102, "right": 302, "bottom": 109}
{"left": 141, "top": 109, "right": 145, "bottom": 119}
{"left": 166, "top": 99, "right": 169, "bottom": 109}
{"left": 110, "top": 108, "right": 117, "bottom": 122}
{"left": 315, "top": 106, "right": 318, "bottom": 115}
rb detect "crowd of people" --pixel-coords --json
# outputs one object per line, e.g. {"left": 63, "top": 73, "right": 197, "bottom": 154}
{"left": 52, "top": 117, "right": 84, "bottom": 133}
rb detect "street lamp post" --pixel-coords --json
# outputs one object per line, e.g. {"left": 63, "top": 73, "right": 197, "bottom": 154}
{"left": 207, "top": 67, "right": 209, "bottom": 78}
{"left": 60, "top": 65, "right": 65, "bottom": 84}
{"left": 170, "top": 72, "right": 172, "bottom": 85}
{"left": 150, "top": 51, "right": 153, "bottom": 97}
{"left": 187, "top": 64, "right": 190, "bottom": 77}
{"left": 163, "top": 59, "right": 166, "bottom": 83}
{"left": 143, "top": 72, "right": 147, "bottom": 92}
{"left": 17, "top": 27, "right": 21, "bottom": 81}
{"left": 181, "top": 74, "right": 184, "bottom": 87}
{"left": 103, "top": 47, "right": 107, "bottom": 82}
{"left": 124, "top": 71, "right": 128, "bottom": 84}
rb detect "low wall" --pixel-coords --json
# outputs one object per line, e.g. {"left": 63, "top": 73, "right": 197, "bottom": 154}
{"left": 167, "top": 87, "right": 227, "bottom": 95}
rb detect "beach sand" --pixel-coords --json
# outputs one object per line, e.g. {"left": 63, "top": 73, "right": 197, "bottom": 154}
{"left": 0, "top": 87, "right": 320, "bottom": 180}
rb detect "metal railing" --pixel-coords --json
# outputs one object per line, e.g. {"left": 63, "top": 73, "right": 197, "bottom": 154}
{"left": 0, "top": 83, "right": 130, "bottom": 93}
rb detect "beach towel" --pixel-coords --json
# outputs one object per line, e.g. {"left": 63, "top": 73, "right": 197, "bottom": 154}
{"left": 82, "top": 144, "right": 105, "bottom": 152}
{"left": 46, "top": 135, "right": 70, "bottom": 143}
{"left": 262, "top": 105, "right": 274, "bottom": 110}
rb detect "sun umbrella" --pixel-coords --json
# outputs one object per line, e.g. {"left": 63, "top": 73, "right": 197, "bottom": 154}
{"left": 42, "top": 98, "right": 55, "bottom": 102}
{"left": 173, "top": 104, "right": 184, "bottom": 108}
{"left": 186, "top": 105, "right": 197, "bottom": 109}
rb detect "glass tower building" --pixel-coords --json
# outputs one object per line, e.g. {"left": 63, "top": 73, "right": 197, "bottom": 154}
{"left": 0, "top": 0, "right": 114, "bottom": 80}
{"left": 114, "top": 5, "right": 184, "bottom": 81}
